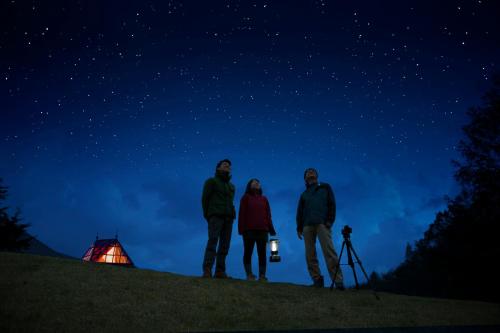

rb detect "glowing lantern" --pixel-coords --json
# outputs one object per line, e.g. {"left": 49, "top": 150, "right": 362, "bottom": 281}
{"left": 269, "top": 238, "right": 281, "bottom": 262}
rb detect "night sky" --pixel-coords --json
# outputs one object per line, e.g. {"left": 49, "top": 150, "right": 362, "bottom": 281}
{"left": 1, "top": 1, "right": 499, "bottom": 285}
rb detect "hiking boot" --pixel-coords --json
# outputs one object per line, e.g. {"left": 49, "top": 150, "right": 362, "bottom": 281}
{"left": 259, "top": 275, "right": 268, "bottom": 282}
{"left": 311, "top": 276, "right": 324, "bottom": 288}
{"left": 246, "top": 274, "right": 257, "bottom": 281}
{"left": 202, "top": 268, "right": 212, "bottom": 278}
{"left": 214, "top": 271, "right": 231, "bottom": 279}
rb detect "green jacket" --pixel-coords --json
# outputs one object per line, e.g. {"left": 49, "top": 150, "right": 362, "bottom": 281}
{"left": 296, "top": 182, "right": 336, "bottom": 232}
{"left": 202, "top": 171, "right": 236, "bottom": 220}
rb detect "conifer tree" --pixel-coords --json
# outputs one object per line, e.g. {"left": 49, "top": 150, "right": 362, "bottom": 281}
{"left": 0, "top": 178, "right": 32, "bottom": 251}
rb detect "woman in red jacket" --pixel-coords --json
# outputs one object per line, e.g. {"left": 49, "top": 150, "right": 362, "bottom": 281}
{"left": 238, "top": 178, "right": 277, "bottom": 281}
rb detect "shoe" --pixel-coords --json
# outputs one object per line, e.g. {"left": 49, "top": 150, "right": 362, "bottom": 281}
{"left": 335, "top": 282, "right": 345, "bottom": 291}
{"left": 312, "top": 276, "right": 324, "bottom": 288}
{"left": 258, "top": 275, "right": 268, "bottom": 282}
{"left": 202, "top": 268, "right": 212, "bottom": 278}
{"left": 214, "top": 271, "right": 231, "bottom": 279}
{"left": 246, "top": 274, "right": 257, "bottom": 281}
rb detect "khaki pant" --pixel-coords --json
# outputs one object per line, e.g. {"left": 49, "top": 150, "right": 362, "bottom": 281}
{"left": 303, "top": 224, "right": 343, "bottom": 283}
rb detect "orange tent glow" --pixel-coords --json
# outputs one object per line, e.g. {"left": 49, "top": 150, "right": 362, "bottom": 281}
{"left": 82, "top": 238, "right": 134, "bottom": 266}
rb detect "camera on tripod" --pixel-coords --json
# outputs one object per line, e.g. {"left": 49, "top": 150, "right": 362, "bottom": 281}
{"left": 331, "top": 224, "right": 380, "bottom": 299}
{"left": 341, "top": 225, "right": 352, "bottom": 238}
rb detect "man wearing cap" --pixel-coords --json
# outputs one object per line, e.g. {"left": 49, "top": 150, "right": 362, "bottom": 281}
{"left": 296, "top": 168, "right": 345, "bottom": 289}
{"left": 201, "top": 159, "right": 236, "bottom": 278}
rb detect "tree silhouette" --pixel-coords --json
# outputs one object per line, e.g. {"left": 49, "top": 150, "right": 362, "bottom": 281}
{"left": 0, "top": 178, "right": 32, "bottom": 251}
{"left": 374, "top": 76, "right": 500, "bottom": 302}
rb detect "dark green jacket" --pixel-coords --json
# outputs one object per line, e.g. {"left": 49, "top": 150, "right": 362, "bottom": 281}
{"left": 202, "top": 172, "right": 236, "bottom": 220}
{"left": 296, "top": 182, "right": 336, "bottom": 232}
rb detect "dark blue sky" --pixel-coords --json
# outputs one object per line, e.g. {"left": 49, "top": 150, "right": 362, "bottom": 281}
{"left": 1, "top": 1, "right": 499, "bottom": 285}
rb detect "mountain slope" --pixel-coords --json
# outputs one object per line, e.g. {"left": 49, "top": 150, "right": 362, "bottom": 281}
{"left": 19, "top": 232, "right": 74, "bottom": 259}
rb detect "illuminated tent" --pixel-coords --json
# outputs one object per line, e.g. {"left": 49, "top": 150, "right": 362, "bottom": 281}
{"left": 82, "top": 237, "right": 134, "bottom": 267}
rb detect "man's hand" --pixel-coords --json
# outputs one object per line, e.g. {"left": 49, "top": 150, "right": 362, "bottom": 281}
{"left": 297, "top": 230, "right": 303, "bottom": 240}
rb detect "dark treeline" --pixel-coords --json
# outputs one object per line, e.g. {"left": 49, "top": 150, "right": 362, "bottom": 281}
{"left": 368, "top": 76, "right": 500, "bottom": 302}
{"left": 0, "top": 178, "right": 32, "bottom": 251}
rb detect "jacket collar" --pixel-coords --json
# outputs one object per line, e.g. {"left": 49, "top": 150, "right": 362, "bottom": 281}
{"left": 306, "top": 181, "right": 319, "bottom": 189}
{"left": 215, "top": 170, "right": 231, "bottom": 182}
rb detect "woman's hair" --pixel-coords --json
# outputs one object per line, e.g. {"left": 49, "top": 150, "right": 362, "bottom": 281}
{"left": 245, "top": 178, "right": 263, "bottom": 195}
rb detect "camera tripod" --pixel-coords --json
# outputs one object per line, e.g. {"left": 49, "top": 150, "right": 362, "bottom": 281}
{"left": 330, "top": 225, "right": 380, "bottom": 300}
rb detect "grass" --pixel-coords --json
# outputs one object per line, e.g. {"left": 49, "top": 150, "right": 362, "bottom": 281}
{"left": 1, "top": 252, "right": 499, "bottom": 332}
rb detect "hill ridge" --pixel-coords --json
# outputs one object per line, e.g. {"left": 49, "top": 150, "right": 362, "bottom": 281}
{"left": 1, "top": 252, "right": 499, "bottom": 332}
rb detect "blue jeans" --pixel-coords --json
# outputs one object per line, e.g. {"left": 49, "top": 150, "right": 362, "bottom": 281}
{"left": 202, "top": 216, "right": 233, "bottom": 273}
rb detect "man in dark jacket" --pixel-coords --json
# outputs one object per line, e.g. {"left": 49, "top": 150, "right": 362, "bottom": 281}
{"left": 296, "top": 168, "right": 344, "bottom": 289}
{"left": 201, "top": 159, "right": 236, "bottom": 278}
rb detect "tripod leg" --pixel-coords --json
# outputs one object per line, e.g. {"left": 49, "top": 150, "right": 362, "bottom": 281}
{"left": 346, "top": 241, "right": 360, "bottom": 289}
{"left": 349, "top": 244, "right": 371, "bottom": 283}
{"left": 330, "top": 240, "right": 345, "bottom": 290}
{"left": 349, "top": 242, "right": 380, "bottom": 300}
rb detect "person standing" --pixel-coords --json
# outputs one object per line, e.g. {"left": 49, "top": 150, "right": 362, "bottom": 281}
{"left": 238, "top": 179, "right": 277, "bottom": 282}
{"left": 296, "top": 168, "right": 345, "bottom": 289}
{"left": 201, "top": 159, "right": 236, "bottom": 278}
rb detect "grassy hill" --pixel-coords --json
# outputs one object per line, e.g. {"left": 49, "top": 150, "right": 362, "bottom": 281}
{"left": 1, "top": 252, "right": 499, "bottom": 332}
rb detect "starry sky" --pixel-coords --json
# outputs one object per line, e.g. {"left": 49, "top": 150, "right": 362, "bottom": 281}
{"left": 1, "top": 1, "right": 499, "bottom": 285}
